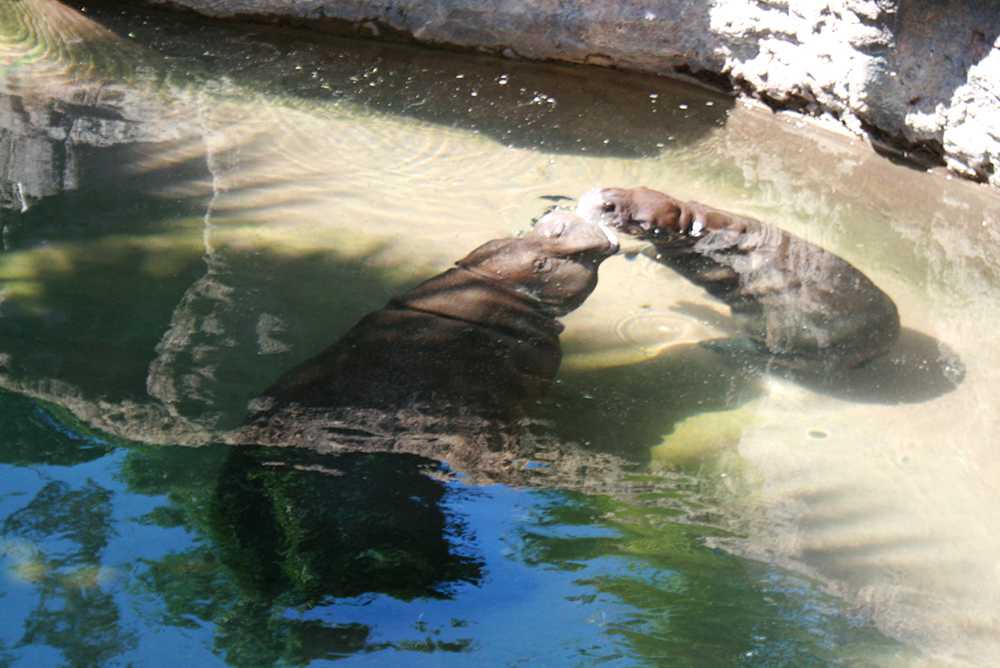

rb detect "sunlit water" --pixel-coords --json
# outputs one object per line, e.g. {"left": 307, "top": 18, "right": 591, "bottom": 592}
{"left": 2, "top": 1, "right": 999, "bottom": 666}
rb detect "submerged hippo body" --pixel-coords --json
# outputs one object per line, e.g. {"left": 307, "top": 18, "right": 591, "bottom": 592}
{"left": 578, "top": 187, "right": 900, "bottom": 370}
{"left": 240, "top": 211, "right": 618, "bottom": 456}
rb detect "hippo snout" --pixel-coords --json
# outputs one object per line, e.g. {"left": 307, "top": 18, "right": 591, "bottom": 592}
{"left": 576, "top": 186, "right": 685, "bottom": 240}
{"left": 533, "top": 209, "right": 619, "bottom": 256}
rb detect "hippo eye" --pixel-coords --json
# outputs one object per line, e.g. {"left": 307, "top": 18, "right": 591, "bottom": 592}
{"left": 601, "top": 201, "right": 615, "bottom": 212}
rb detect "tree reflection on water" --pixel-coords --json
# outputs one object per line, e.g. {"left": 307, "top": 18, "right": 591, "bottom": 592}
{"left": 0, "top": 395, "right": 132, "bottom": 665}
{"left": 0, "top": 392, "right": 905, "bottom": 666}
{"left": 118, "top": 441, "right": 482, "bottom": 664}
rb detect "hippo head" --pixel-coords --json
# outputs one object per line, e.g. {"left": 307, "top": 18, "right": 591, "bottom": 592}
{"left": 457, "top": 210, "right": 618, "bottom": 315}
{"left": 576, "top": 186, "right": 690, "bottom": 239}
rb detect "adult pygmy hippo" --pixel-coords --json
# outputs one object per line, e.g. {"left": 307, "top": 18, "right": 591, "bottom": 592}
{"left": 577, "top": 187, "right": 900, "bottom": 370}
{"left": 242, "top": 210, "right": 618, "bottom": 449}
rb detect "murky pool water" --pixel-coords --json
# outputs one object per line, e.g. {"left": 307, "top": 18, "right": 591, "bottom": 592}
{"left": 2, "top": 1, "right": 1000, "bottom": 666}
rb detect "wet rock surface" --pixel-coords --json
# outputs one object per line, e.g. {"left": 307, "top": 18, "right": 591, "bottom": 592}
{"left": 131, "top": 0, "right": 1000, "bottom": 188}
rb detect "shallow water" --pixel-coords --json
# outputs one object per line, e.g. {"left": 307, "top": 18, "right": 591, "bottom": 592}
{"left": 2, "top": 1, "right": 1000, "bottom": 665}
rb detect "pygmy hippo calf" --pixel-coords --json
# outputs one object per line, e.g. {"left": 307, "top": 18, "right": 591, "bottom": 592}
{"left": 577, "top": 186, "right": 900, "bottom": 370}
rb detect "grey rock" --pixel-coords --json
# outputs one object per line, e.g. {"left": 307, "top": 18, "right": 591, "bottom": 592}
{"left": 141, "top": 0, "right": 1000, "bottom": 187}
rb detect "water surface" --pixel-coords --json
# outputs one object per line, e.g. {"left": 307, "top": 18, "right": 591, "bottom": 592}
{"left": 2, "top": 1, "right": 1000, "bottom": 665}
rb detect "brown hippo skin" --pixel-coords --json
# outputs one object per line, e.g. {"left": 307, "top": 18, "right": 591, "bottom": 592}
{"left": 241, "top": 210, "right": 618, "bottom": 450}
{"left": 577, "top": 187, "right": 900, "bottom": 370}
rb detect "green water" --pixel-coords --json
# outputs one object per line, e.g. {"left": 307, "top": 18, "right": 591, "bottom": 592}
{"left": 3, "top": 1, "right": 1000, "bottom": 665}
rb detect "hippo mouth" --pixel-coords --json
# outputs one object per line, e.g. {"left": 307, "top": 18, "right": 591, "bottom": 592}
{"left": 596, "top": 219, "right": 620, "bottom": 250}
{"left": 573, "top": 190, "right": 659, "bottom": 254}
{"left": 574, "top": 188, "right": 684, "bottom": 252}
{"left": 536, "top": 196, "right": 619, "bottom": 252}
{"left": 573, "top": 189, "right": 645, "bottom": 238}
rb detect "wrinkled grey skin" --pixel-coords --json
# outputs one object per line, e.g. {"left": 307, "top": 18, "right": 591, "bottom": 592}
{"left": 578, "top": 186, "right": 900, "bottom": 370}
{"left": 244, "top": 210, "right": 618, "bottom": 438}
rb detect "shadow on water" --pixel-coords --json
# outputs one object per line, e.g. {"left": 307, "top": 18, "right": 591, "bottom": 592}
{"left": 0, "top": 123, "right": 419, "bottom": 429}
{"left": 0, "top": 219, "right": 412, "bottom": 430}
{"left": 537, "top": 343, "right": 765, "bottom": 465}
{"left": 671, "top": 301, "right": 965, "bottom": 405}
{"left": 0, "top": 144, "right": 212, "bottom": 400}
{"left": 534, "top": 318, "right": 963, "bottom": 471}
{"left": 1, "top": 138, "right": 213, "bottom": 241}
{"left": 4, "top": 0, "right": 731, "bottom": 175}
{"left": 772, "top": 327, "right": 966, "bottom": 404}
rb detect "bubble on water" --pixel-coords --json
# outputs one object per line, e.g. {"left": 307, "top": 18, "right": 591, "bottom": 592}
{"left": 678, "top": 104, "right": 689, "bottom": 110}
